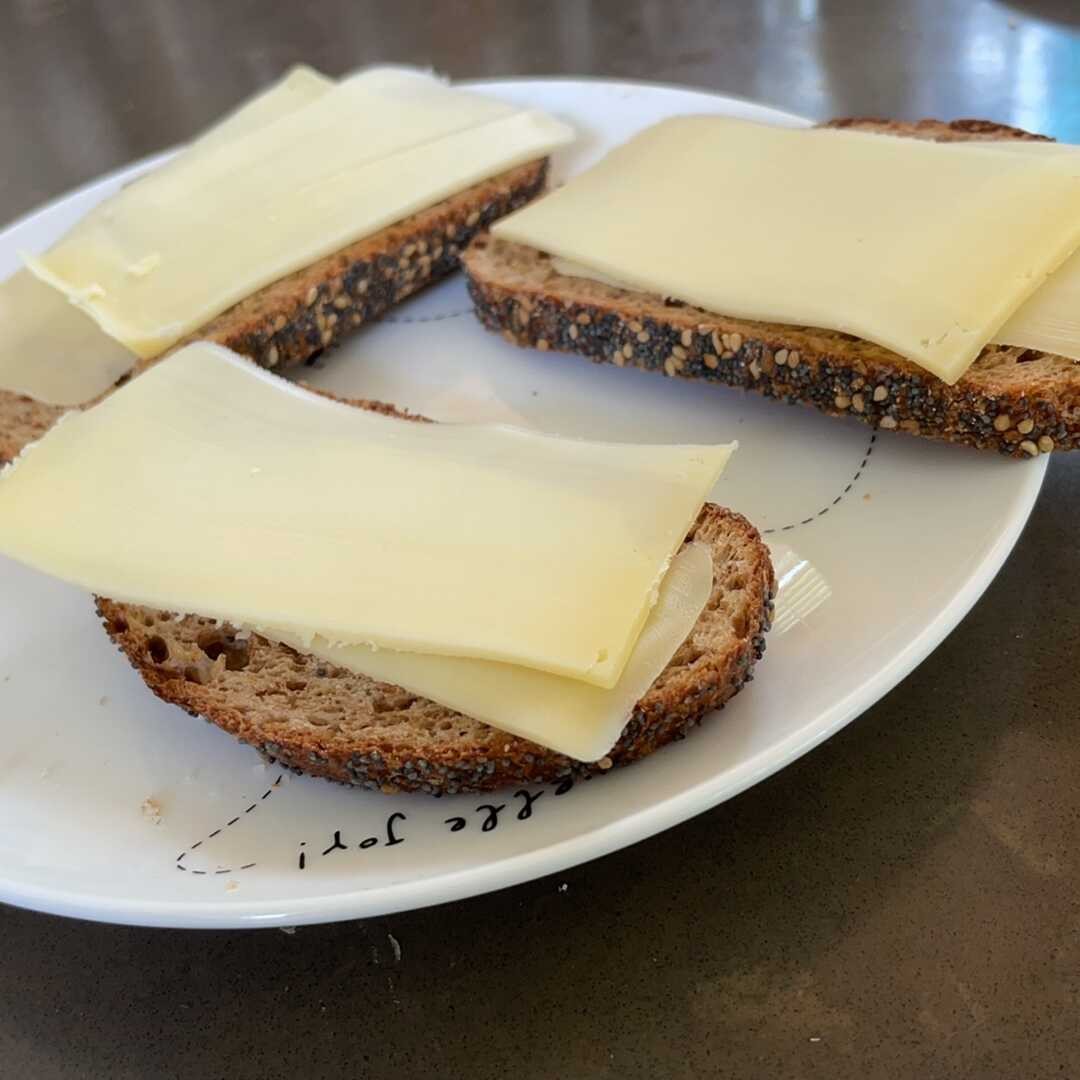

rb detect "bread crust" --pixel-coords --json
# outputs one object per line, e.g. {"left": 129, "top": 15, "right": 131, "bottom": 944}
{"left": 461, "top": 121, "right": 1077, "bottom": 458}
{"left": 822, "top": 116, "right": 1052, "bottom": 142}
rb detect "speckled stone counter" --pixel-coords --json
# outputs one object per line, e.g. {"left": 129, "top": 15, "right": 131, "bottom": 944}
{"left": 4, "top": 2, "right": 1080, "bottom": 1076}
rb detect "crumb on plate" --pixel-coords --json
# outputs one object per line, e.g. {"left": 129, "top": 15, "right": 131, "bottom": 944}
{"left": 141, "top": 797, "right": 163, "bottom": 825}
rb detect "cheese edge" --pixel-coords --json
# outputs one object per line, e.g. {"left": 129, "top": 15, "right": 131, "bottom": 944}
{"left": 260, "top": 541, "right": 715, "bottom": 761}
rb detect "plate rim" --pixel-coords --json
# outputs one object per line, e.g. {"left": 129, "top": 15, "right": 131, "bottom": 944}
{"left": 0, "top": 76, "right": 1048, "bottom": 928}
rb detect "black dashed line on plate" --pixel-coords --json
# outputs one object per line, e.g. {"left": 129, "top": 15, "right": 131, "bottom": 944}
{"left": 763, "top": 434, "right": 876, "bottom": 536}
{"left": 174, "top": 772, "right": 285, "bottom": 876}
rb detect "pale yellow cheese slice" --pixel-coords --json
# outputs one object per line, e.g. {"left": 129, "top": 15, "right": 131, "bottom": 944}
{"left": 0, "top": 270, "right": 133, "bottom": 405}
{"left": 493, "top": 116, "right": 1080, "bottom": 384}
{"left": 0, "top": 64, "right": 338, "bottom": 406}
{"left": 265, "top": 542, "right": 712, "bottom": 761}
{"left": 0, "top": 342, "right": 733, "bottom": 687}
{"left": 996, "top": 254, "right": 1080, "bottom": 360}
{"left": 954, "top": 133, "right": 1080, "bottom": 359}
{"left": 25, "top": 70, "right": 573, "bottom": 358}
{"left": 187, "top": 64, "right": 332, "bottom": 152}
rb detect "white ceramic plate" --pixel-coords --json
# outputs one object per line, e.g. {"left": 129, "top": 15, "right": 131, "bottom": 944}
{"left": 0, "top": 79, "right": 1046, "bottom": 928}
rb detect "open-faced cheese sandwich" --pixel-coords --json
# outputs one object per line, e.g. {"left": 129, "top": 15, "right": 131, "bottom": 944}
{"left": 0, "top": 65, "right": 572, "bottom": 463}
{"left": 464, "top": 116, "right": 1080, "bottom": 457}
{"left": 0, "top": 342, "right": 773, "bottom": 794}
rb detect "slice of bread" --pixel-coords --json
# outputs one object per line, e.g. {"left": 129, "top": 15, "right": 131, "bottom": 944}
{"left": 0, "top": 158, "right": 549, "bottom": 464}
{"left": 462, "top": 121, "right": 1077, "bottom": 458}
{"left": 94, "top": 389, "right": 773, "bottom": 795}
{"left": 0, "top": 395, "right": 66, "bottom": 466}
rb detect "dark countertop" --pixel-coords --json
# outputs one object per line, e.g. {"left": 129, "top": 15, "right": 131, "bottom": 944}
{"left": 3, "top": 2, "right": 1080, "bottom": 1077}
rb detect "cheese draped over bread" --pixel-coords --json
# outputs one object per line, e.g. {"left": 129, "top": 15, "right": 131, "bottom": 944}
{"left": 0, "top": 341, "right": 735, "bottom": 749}
{"left": 0, "top": 64, "right": 338, "bottom": 406}
{"left": 493, "top": 116, "right": 1080, "bottom": 384}
{"left": 22, "top": 66, "right": 573, "bottom": 360}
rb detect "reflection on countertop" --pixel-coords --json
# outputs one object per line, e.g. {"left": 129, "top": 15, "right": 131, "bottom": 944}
{"left": 3, "top": 0, "right": 1080, "bottom": 223}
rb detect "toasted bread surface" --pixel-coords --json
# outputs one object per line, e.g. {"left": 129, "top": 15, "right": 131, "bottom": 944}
{"left": 0, "top": 395, "right": 66, "bottom": 464}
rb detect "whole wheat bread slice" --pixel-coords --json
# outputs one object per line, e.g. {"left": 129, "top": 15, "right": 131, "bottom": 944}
{"left": 94, "top": 386, "right": 773, "bottom": 796}
{"left": 0, "top": 157, "right": 548, "bottom": 464}
{"left": 462, "top": 120, "right": 1078, "bottom": 458}
{"left": 0, "top": 395, "right": 66, "bottom": 465}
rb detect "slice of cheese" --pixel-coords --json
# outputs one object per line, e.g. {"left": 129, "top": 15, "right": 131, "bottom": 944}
{"left": 0, "top": 342, "right": 733, "bottom": 687}
{"left": 0, "top": 64, "right": 334, "bottom": 406}
{"left": 266, "top": 542, "right": 713, "bottom": 761}
{"left": 493, "top": 116, "right": 1080, "bottom": 384}
{"left": 187, "top": 64, "right": 333, "bottom": 152}
{"left": 0, "top": 270, "right": 133, "bottom": 405}
{"left": 25, "top": 70, "right": 573, "bottom": 358}
{"left": 963, "top": 139, "right": 1080, "bottom": 359}
{"left": 996, "top": 247, "right": 1080, "bottom": 360}
{"left": 549, "top": 132, "right": 1080, "bottom": 368}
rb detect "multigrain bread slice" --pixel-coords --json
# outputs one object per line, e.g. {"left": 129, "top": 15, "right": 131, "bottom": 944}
{"left": 0, "top": 395, "right": 66, "bottom": 465}
{"left": 462, "top": 121, "right": 1078, "bottom": 458}
{"left": 97, "top": 505, "right": 772, "bottom": 796}
{"left": 94, "top": 389, "right": 773, "bottom": 797}
{"left": 0, "top": 158, "right": 548, "bottom": 464}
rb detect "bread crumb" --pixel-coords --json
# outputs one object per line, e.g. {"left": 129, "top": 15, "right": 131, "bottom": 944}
{"left": 809, "top": 1037, "right": 822, "bottom": 1043}
{"left": 141, "top": 797, "right": 163, "bottom": 825}
{"left": 558, "top": 883, "right": 568, "bottom": 893}
{"left": 862, "top": 492, "right": 871, "bottom": 502}
{"left": 225, "top": 880, "right": 239, "bottom": 893}
{"left": 98, "top": 695, "right": 110, "bottom": 706}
